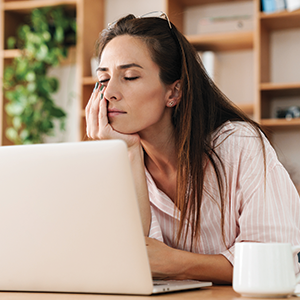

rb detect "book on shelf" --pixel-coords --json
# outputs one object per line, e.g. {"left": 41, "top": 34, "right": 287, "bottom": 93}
{"left": 198, "top": 14, "right": 253, "bottom": 34}
{"left": 261, "top": 0, "right": 286, "bottom": 13}
{"left": 198, "top": 51, "right": 219, "bottom": 85}
{"left": 285, "top": 0, "right": 300, "bottom": 11}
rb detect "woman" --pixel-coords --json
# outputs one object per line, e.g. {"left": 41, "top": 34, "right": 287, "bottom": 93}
{"left": 85, "top": 12, "right": 300, "bottom": 284}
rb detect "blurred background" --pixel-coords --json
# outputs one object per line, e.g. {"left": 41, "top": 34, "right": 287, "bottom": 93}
{"left": 0, "top": 0, "right": 299, "bottom": 193}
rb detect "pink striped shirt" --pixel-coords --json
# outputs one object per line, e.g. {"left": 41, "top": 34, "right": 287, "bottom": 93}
{"left": 147, "top": 121, "right": 300, "bottom": 272}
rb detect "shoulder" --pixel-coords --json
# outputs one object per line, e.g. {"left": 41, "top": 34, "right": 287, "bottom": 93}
{"left": 211, "top": 121, "right": 279, "bottom": 170}
{"left": 212, "top": 120, "right": 266, "bottom": 152}
{"left": 212, "top": 121, "right": 261, "bottom": 145}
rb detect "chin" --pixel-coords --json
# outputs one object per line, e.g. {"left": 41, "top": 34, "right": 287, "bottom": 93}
{"left": 111, "top": 124, "right": 136, "bottom": 135}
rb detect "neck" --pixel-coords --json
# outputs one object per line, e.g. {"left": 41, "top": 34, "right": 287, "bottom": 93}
{"left": 140, "top": 127, "right": 177, "bottom": 176}
{"left": 139, "top": 123, "right": 178, "bottom": 201}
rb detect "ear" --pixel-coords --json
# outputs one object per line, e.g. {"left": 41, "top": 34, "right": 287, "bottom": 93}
{"left": 166, "top": 80, "right": 181, "bottom": 108}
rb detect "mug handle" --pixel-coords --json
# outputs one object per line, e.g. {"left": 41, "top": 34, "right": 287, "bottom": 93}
{"left": 292, "top": 245, "right": 300, "bottom": 283}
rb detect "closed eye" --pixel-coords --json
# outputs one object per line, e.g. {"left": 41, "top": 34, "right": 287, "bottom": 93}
{"left": 99, "top": 76, "right": 140, "bottom": 84}
{"left": 125, "top": 76, "right": 139, "bottom": 81}
{"left": 99, "top": 79, "right": 109, "bottom": 84}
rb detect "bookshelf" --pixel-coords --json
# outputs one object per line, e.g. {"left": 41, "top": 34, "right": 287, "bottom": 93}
{"left": 165, "top": 0, "right": 300, "bottom": 124}
{"left": 165, "top": 0, "right": 300, "bottom": 192}
{"left": 165, "top": 0, "right": 256, "bottom": 119}
{"left": 258, "top": 7, "right": 300, "bottom": 131}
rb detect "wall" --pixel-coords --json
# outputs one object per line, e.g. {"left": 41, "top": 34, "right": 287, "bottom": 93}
{"left": 105, "top": 0, "right": 164, "bottom": 24}
{"left": 44, "top": 64, "right": 80, "bottom": 143}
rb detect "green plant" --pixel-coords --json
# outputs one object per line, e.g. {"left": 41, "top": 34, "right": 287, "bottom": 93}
{"left": 3, "top": 6, "right": 76, "bottom": 144}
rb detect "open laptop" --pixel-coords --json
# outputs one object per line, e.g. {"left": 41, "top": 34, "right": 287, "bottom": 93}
{"left": 0, "top": 140, "right": 212, "bottom": 295}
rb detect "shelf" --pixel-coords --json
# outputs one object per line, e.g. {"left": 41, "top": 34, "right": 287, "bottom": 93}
{"left": 2, "top": 47, "right": 76, "bottom": 65}
{"left": 260, "top": 82, "right": 300, "bottom": 97}
{"left": 3, "top": 0, "right": 77, "bottom": 12}
{"left": 2, "top": 49, "right": 21, "bottom": 58}
{"left": 82, "top": 76, "right": 97, "bottom": 85}
{"left": 175, "top": 0, "right": 251, "bottom": 6}
{"left": 260, "top": 118, "right": 300, "bottom": 130}
{"left": 187, "top": 31, "right": 253, "bottom": 51}
{"left": 237, "top": 102, "right": 254, "bottom": 115}
{"left": 260, "top": 9, "right": 300, "bottom": 30}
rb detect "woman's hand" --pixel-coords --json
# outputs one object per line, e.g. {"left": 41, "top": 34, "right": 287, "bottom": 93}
{"left": 145, "top": 237, "right": 180, "bottom": 280}
{"left": 145, "top": 237, "right": 233, "bottom": 283}
{"left": 85, "top": 83, "right": 140, "bottom": 150}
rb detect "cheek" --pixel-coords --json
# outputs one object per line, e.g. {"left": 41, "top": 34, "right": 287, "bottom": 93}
{"left": 127, "top": 83, "right": 167, "bottom": 110}
{"left": 132, "top": 94, "right": 166, "bottom": 123}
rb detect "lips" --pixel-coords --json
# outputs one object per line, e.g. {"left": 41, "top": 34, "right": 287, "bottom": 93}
{"left": 107, "top": 108, "right": 126, "bottom": 117}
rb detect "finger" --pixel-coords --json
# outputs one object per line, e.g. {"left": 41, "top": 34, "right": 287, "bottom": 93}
{"left": 86, "top": 97, "right": 94, "bottom": 138}
{"left": 86, "top": 82, "right": 100, "bottom": 114}
{"left": 86, "top": 82, "right": 101, "bottom": 138}
{"left": 85, "top": 82, "right": 99, "bottom": 137}
{"left": 98, "top": 88, "right": 109, "bottom": 131}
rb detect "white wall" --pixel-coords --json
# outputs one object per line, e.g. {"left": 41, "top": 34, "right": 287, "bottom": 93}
{"left": 105, "top": 0, "right": 164, "bottom": 24}
{"left": 273, "top": 131, "right": 300, "bottom": 186}
{"left": 216, "top": 50, "right": 254, "bottom": 106}
{"left": 44, "top": 64, "right": 80, "bottom": 143}
{"left": 271, "top": 28, "right": 300, "bottom": 83}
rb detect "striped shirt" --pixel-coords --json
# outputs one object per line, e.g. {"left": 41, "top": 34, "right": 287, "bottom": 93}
{"left": 147, "top": 121, "right": 300, "bottom": 272}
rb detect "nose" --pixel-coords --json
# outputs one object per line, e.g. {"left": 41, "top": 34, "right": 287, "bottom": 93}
{"left": 103, "top": 77, "right": 122, "bottom": 102}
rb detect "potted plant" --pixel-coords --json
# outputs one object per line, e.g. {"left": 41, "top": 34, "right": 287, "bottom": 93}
{"left": 3, "top": 6, "right": 76, "bottom": 144}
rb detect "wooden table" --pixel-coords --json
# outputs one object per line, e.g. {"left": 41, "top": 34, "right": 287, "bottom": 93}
{"left": 0, "top": 286, "right": 296, "bottom": 300}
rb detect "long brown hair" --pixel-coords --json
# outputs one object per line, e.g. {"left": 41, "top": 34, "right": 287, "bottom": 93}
{"left": 96, "top": 14, "right": 265, "bottom": 249}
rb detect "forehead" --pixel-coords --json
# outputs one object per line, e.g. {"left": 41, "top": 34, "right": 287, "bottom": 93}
{"left": 100, "top": 35, "right": 154, "bottom": 68}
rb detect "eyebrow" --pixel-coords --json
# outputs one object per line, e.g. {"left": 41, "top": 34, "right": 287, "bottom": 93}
{"left": 96, "top": 63, "right": 143, "bottom": 72}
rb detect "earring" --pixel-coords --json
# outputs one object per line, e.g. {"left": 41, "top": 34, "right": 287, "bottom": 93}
{"left": 168, "top": 101, "right": 174, "bottom": 107}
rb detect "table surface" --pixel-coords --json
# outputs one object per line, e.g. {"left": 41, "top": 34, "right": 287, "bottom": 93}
{"left": 0, "top": 285, "right": 295, "bottom": 300}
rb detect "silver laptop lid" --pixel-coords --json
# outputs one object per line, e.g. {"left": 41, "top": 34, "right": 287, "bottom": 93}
{"left": 0, "top": 140, "right": 153, "bottom": 295}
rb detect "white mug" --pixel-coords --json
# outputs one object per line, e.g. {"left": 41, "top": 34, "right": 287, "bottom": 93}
{"left": 233, "top": 242, "right": 300, "bottom": 298}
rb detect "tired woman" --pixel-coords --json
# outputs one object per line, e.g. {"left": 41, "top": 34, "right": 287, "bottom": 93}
{"left": 85, "top": 12, "right": 300, "bottom": 284}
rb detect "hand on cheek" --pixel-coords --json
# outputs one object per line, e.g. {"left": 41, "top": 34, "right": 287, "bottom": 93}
{"left": 85, "top": 82, "right": 141, "bottom": 150}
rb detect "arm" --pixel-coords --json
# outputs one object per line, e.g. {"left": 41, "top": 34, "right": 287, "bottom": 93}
{"left": 145, "top": 237, "right": 233, "bottom": 284}
{"left": 128, "top": 145, "right": 151, "bottom": 235}
{"left": 85, "top": 86, "right": 151, "bottom": 235}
